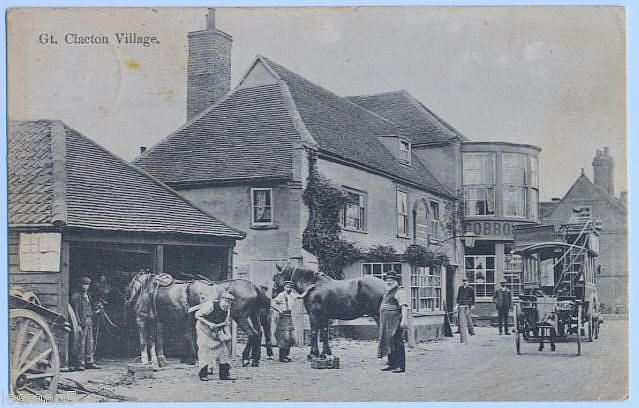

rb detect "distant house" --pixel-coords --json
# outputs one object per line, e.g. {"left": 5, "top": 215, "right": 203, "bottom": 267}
{"left": 541, "top": 147, "right": 628, "bottom": 313}
{"left": 8, "top": 119, "right": 244, "bottom": 363}
{"left": 134, "top": 12, "right": 469, "bottom": 341}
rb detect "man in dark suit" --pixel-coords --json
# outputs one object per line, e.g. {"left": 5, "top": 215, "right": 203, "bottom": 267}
{"left": 456, "top": 277, "right": 475, "bottom": 343}
{"left": 493, "top": 278, "right": 513, "bottom": 335}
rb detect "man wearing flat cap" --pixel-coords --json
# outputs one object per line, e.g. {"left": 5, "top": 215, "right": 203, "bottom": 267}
{"left": 194, "top": 291, "right": 235, "bottom": 381}
{"left": 69, "top": 276, "right": 100, "bottom": 370}
{"left": 378, "top": 271, "right": 409, "bottom": 373}
{"left": 456, "top": 277, "right": 476, "bottom": 343}
{"left": 272, "top": 281, "right": 297, "bottom": 362}
{"left": 493, "top": 278, "right": 513, "bottom": 335}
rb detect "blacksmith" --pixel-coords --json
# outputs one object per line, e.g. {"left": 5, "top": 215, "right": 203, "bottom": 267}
{"left": 378, "top": 271, "right": 408, "bottom": 373}
{"left": 456, "top": 277, "right": 476, "bottom": 343}
{"left": 272, "top": 281, "right": 297, "bottom": 363}
{"left": 493, "top": 278, "right": 513, "bottom": 335}
{"left": 69, "top": 276, "right": 100, "bottom": 370}
{"left": 194, "top": 291, "right": 235, "bottom": 381}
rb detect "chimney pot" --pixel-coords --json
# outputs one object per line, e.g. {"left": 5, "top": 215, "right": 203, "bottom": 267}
{"left": 551, "top": 197, "right": 561, "bottom": 202}
{"left": 139, "top": 146, "right": 147, "bottom": 154}
{"left": 206, "top": 8, "right": 216, "bottom": 30}
{"left": 581, "top": 168, "right": 585, "bottom": 175}
{"left": 604, "top": 146, "right": 610, "bottom": 156}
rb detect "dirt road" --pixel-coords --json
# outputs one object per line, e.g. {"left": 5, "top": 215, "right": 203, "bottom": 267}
{"left": 61, "top": 320, "right": 628, "bottom": 402}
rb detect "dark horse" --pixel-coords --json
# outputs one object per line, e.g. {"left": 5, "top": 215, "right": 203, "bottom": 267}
{"left": 273, "top": 263, "right": 386, "bottom": 359}
{"left": 125, "top": 272, "right": 273, "bottom": 367}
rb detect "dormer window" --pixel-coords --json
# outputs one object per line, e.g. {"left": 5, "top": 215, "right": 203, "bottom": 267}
{"left": 399, "top": 139, "right": 411, "bottom": 165}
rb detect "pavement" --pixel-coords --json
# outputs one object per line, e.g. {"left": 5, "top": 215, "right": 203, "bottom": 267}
{"left": 57, "top": 320, "right": 628, "bottom": 402}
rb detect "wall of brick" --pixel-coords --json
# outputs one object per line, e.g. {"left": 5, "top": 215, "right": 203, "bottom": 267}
{"left": 186, "top": 29, "right": 232, "bottom": 120}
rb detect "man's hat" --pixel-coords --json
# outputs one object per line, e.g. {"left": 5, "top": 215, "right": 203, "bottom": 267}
{"left": 220, "top": 292, "right": 235, "bottom": 302}
{"left": 462, "top": 277, "right": 469, "bottom": 282}
{"left": 284, "top": 280, "right": 294, "bottom": 287}
{"left": 500, "top": 278, "right": 508, "bottom": 284}
{"left": 80, "top": 276, "right": 92, "bottom": 284}
{"left": 384, "top": 271, "right": 401, "bottom": 282}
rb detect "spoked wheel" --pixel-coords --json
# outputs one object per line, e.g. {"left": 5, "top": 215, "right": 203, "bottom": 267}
{"left": 576, "top": 305, "right": 582, "bottom": 356}
{"left": 10, "top": 309, "right": 60, "bottom": 397}
{"left": 514, "top": 304, "right": 521, "bottom": 355}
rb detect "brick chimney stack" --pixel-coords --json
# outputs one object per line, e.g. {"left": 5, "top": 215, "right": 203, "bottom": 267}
{"left": 592, "top": 146, "right": 614, "bottom": 196}
{"left": 186, "top": 8, "right": 232, "bottom": 120}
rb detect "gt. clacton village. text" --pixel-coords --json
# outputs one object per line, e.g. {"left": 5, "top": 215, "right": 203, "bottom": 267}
{"left": 38, "top": 32, "right": 160, "bottom": 47}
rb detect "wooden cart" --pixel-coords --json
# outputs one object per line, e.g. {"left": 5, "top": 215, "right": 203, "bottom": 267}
{"left": 9, "top": 290, "right": 70, "bottom": 397}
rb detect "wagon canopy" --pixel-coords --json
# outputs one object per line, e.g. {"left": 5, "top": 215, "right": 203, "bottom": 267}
{"left": 516, "top": 241, "right": 599, "bottom": 260}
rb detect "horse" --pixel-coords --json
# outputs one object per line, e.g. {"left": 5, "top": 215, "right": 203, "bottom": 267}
{"left": 125, "top": 272, "right": 273, "bottom": 368}
{"left": 272, "top": 263, "right": 386, "bottom": 359}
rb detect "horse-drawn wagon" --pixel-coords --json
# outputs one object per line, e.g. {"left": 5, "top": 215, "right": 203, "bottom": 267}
{"left": 9, "top": 289, "right": 70, "bottom": 398}
{"left": 512, "top": 221, "right": 602, "bottom": 356}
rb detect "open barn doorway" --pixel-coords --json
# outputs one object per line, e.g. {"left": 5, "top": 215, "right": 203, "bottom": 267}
{"left": 69, "top": 242, "right": 153, "bottom": 360}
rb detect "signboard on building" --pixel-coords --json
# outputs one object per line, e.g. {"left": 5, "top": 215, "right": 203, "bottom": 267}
{"left": 19, "top": 233, "right": 62, "bottom": 272}
{"left": 463, "top": 221, "right": 515, "bottom": 241}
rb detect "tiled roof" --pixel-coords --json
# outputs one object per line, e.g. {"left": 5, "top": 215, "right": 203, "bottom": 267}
{"left": 136, "top": 56, "right": 452, "bottom": 197}
{"left": 346, "top": 90, "right": 467, "bottom": 145}
{"left": 9, "top": 120, "right": 244, "bottom": 239}
{"left": 261, "top": 57, "right": 453, "bottom": 197}
{"left": 135, "top": 84, "right": 298, "bottom": 184}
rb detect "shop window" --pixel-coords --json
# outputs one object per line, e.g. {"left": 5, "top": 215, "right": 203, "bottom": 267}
{"left": 362, "top": 263, "right": 403, "bottom": 284}
{"left": 410, "top": 266, "right": 442, "bottom": 312}
{"left": 397, "top": 190, "right": 409, "bottom": 237}
{"left": 251, "top": 188, "right": 273, "bottom": 225}
{"left": 503, "top": 243, "right": 523, "bottom": 296}
{"left": 464, "top": 255, "right": 495, "bottom": 298}
{"left": 463, "top": 153, "right": 496, "bottom": 216}
{"left": 340, "top": 189, "right": 367, "bottom": 232}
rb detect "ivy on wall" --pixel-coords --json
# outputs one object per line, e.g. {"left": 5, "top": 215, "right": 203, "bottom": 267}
{"left": 302, "top": 152, "right": 361, "bottom": 279}
{"left": 302, "top": 151, "right": 451, "bottom": 278}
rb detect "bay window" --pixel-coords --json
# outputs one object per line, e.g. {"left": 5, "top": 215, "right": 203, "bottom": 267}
{"left": 463, "top": 153, "right": 496, "bottom": 216}
{"left": 503, "top": 153, "right": 528, "bottom": 217}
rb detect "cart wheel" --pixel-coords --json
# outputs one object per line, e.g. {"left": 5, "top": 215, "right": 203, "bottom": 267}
{"left": 576, "top": 305, "right": 582, "bottom": 356}
{"left": 10, "top": 309, "right": 60, "bottom": 397}
{"left": 514, "top": 304, "right": 521, "bottom": 355}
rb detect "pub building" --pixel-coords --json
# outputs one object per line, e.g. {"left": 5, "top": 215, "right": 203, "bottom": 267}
{"left": 461, "top": 141, "right": 541, "bottom": 324}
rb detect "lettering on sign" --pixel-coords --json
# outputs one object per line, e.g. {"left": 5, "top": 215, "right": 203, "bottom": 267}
{"left": 464, "top": 221, "right": 513, "bottom": 238}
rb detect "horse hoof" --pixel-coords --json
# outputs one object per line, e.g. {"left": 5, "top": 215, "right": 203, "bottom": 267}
{"left": 242, "top": 360, "right": 250, "bottom": 367}
{"left": 251, "top": 361, "right": 259, "bottom": 367}
{"left": 267, "top": 356, "right": 274, "bottom": 361}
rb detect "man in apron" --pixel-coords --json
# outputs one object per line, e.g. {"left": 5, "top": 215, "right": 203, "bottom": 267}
{"left": 378, "top": 271, "right": 409, "bottom": 373}
{"left": 272, "top": 281, "right": 297, "bottom": 363}
{"left": 194, "top": 291, "right": 235, "bottom": 381}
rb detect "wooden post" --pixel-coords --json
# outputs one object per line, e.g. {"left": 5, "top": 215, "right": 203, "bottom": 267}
{"left": 228, "top": 248, "right": 238, "bottom": 356}
{"left": 60, "top": 239, "right": 71, "bottom": 367}
{"left": 153, "top": 245, "right": 164, "bottom": 274}
{"left": 405, "top": 264, "right": 416, "bottom": 347}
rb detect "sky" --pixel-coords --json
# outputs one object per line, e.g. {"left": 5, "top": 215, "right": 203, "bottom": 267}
{"left": 7, "top": 6, "right": 627, "bottom": 201}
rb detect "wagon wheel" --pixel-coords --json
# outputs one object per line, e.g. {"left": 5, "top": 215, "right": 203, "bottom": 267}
{"left": 10, "top": 309, "right": 60, "bottom": 397}
{"left": 514, "top": 304, "right": 521, "bottom": 355}
{"left": 576, "top": 304, "right": 582, "bottom": 356}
